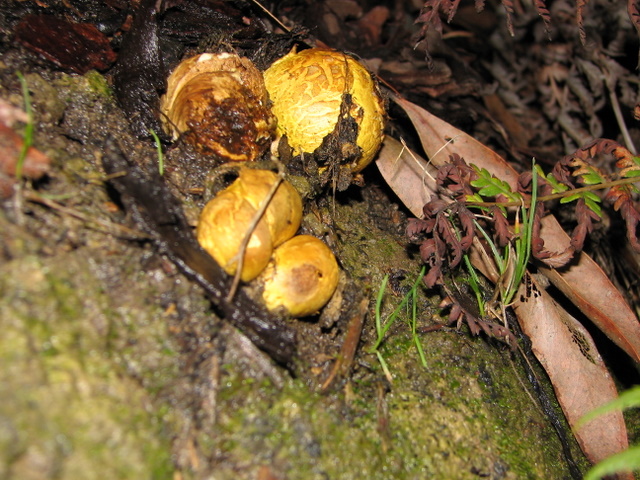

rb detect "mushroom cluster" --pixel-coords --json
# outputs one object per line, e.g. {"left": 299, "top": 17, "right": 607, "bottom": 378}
{"left": 166, "top": 47, "right": 384, "bottom": 316}
{"left": 197, "top": 167, "right": 339, "bottom": 317}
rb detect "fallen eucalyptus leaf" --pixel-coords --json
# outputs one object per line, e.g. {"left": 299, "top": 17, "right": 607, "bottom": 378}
{"left": 375, "top": 136, "right": 437, "bottom": 216}
{"left": 513, "top": 274, "right": 630, "bottom": 473}
{"left": 538, "top": 216, "right": 640, "bottom": 363}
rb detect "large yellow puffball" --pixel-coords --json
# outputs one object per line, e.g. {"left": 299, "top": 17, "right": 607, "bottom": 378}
{"left": 196, "top": 168, "right": 302, "bottom": 282}
{"left": 263, "top": 48, "right": 385, "bottom": 172}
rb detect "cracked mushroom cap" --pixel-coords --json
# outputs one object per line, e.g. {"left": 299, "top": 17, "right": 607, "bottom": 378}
{"left": 161, "top": 53, "right": 275, "bottom": 161}
{"left": 263, "top": 48, "right": 385, "bottom": 172}
{"left": 261, "top": 235, "right": 339, "bottom": 317}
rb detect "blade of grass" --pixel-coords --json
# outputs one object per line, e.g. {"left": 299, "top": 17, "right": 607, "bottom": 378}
{"left": 371, "top": 267, "right": 428, "bottom": 378}
{"left": 583, "top": 446, "right": 640, "bottom": 480}
{"left": 505, "top": 160, "right": 537, "bottom": 304}
{"left": 149, "top": 129, "right": 164, "bottom": 176}
{"left": 374, "top": 273, "right": 389, "bottom": 344}
{"left": 16, "top": 72, "right": 34, "bottom": 181}
{"left": 578, "top": 385, "right": 640, "bottom": 427}
{"left": 463, "top": 253, "right": 486, "bottom": 317}
{"left": 410, "top": 272, "right": 428, "bottom": 367}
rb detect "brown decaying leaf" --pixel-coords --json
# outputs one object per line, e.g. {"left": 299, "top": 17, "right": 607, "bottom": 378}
{"left": 375, "top": 137, "right": 437, "bottom": 217}
{"left": 392, "top": 95, "right": 520, "bottom": 187}
{"left": 513, "top": 273, "right": 630, "bottom": 471}
{"left": 0, "top": 123, "right": 50, "bottom": 179}
{"left": 380, "top": 95, "right": 636, "bottom": 466}
{"left": 392, "top": 94, "right": 640, "bottom": 364}
{"left": 537, "top": 216, "right": 640, "bottom": 363}
{"left": 0, "top": 122, "right": 51, "bottom": 198}
{"left": 16, "top": 14, "right": 116, "bottom": 75}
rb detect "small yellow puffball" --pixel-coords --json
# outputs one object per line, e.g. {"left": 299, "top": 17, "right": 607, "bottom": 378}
{"left": 196, "top": 168, "right": 303, "bottom": 281}
{"left": 225, "top": 168, "right": 302, "bottom": 247}
{"left": 161, "top": 53, "right": 275, "bottom": 160}
{"left": 263, "top": 48, "right": 385, "bottom": 172}
{"left": 196, "top": 190, "right": 273, "bottom": 281}
{"left": 261, "top": 235, "right": 339, "bottom": 317}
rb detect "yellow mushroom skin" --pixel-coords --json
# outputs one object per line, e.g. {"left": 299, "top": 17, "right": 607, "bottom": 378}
{"left": 226, "top": 168, "right": 303, "bottom": 247}
{"left": 196, "top": 190, "right": 273, "bottom": 281}
{"left": 196, "top": 168, "right": 303, "bottom": 282}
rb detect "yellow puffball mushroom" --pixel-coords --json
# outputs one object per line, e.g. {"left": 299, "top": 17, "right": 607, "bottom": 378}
{"left": 161, "top": 53, "right": 275, "bottom": 161}
{"left": 225, "top": 168, "right": 303, "bottom": 247}
{"left": 261, "top": 235, "right": 339, "bottom": 317}
{"left": 196, "top": 190, "right": 273, "bottom": 282}
{"left": 196, "top": 167, "right": 303, "bottom": 282}
{"left": 263, "top": 48, "right": 385, "bottom": 172}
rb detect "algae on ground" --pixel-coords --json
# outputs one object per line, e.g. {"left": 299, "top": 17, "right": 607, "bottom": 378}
{"left": 0, "top": 243, "right": 176, "bottom": 480}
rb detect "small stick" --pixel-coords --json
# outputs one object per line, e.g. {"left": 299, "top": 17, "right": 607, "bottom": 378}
{"left": 248, "top": 0, "right": 291, "bottom": 33}
{"left": 226, "top": 165, "right": 285, "bottom": 302}
{"left": 321, "top": 297, "right": 369, "bottom": 392}
{"left": 25, "top": 192, "right": 150, "bottom": 240}
{"left": 608, "top": 83, "right": 637, "bottom": 153}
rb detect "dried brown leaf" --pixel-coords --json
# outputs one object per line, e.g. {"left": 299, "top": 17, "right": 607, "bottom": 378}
{"left": 513, "top": 273, "right": 629, "bottom": 468}
{"left": 375, "top": 137, "right": 437, "bottom": 217}
{"left": 570, "top": 198, "right": 600, "bottom": 251}
{"left": 576, "top": 0, "right": 588, "bottom": 45}
{"left": 0, "top": 123, "right": 51, "bottom": 197}
{"left": 499, "top": 0, "right": 515, "bottom": 35}
{"left": 538, "top": 215, "right": 640, "bottom": 362}
{"left": 392, "top": 95, "right": 520, "bottom": 187}
{"left": 534, "top": 0, "right": 552, "bottom": 34}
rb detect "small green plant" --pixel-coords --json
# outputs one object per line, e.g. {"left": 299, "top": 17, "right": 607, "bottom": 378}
{"left": 149, "top": 129, "right": 164, "bottom": 176}
{"left": 578, "top": 386, "right": 640, "bottom": 480}
{"left": 369, "top": 267, "right": 427, "bottom": 381}
{"left": 16, "top": 72, "right": 34, "bottom": 181}
{"left": 464, "top": 162, "right": 538, "bottom": 312}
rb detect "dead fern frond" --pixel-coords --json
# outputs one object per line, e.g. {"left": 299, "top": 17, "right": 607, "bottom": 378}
{"left": 534, "top": 0, "right": 552, "bottom": 36}
{"left": 628, "top": 0, "right": 640, "bottom": 62}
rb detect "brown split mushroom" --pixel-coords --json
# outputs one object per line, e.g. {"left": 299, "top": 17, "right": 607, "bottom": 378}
{"left": 160, "top": 53, "right": 275, "bottom": 161}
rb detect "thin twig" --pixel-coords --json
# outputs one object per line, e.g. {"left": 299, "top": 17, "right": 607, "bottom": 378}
{"left": 321, "top": 297, "right": 369, "bottom": 392}
{"left": 25, "top": 192, "right": 150, "bottom": 240}
{"left": 226, "top": 165, "right": 285, "bottom": 302}
{"left": 607, "top": 82, "right": 636, "bottom": 153}
{"left": 248, "top": 0, "right": 291, "bottom": 32}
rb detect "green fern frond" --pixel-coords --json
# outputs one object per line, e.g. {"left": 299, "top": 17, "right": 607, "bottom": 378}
{"left": 470, "top": 165, "right": 521, "bottom": 202}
